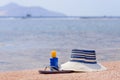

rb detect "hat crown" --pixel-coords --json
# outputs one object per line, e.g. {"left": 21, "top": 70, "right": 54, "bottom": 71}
{"left": 70, "top": 49, "right": 97, "bottom": 64}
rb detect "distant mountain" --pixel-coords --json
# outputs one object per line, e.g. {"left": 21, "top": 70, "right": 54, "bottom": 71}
{"left": 0, "top": 3, "right": 66, "bottom": 17}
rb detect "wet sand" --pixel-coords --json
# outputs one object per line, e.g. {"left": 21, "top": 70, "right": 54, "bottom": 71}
{"left": 0, "top": 61, "right": 120, "bottom": 80}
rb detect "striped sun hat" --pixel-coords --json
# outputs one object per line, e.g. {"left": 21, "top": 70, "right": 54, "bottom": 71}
{"left": 61, "top": 49, "right": 106, "bottom": 72}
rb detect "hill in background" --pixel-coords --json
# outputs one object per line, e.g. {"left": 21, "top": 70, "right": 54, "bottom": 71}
{"left": 0, "top": 3, "right": 66, "bottom": 17}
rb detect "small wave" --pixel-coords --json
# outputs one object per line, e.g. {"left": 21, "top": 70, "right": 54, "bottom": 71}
{"left": 0, "top": 61, "right": 11, "bottom": 65}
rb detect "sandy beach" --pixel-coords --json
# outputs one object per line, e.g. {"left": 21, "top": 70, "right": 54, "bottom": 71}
{"left": 0, "top": 61, "right": 120, "bottom": 80}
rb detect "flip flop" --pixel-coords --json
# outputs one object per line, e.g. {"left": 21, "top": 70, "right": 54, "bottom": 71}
{"left": 39, "top": 70, "right": 74, "bottom": 74}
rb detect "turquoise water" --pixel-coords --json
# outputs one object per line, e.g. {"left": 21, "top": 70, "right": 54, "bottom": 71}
{"left": 0, "top": 18, "right": 120, "bottom": 71}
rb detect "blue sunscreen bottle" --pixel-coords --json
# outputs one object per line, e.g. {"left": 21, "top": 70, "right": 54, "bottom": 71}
{"left": 50, "top": 50, "right": 59, "bottom": 71}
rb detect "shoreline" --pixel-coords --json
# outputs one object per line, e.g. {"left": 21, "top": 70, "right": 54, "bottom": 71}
{"left": 1, "top": 17, "right": 120, "bottom": 20}
{"left": 0, "top": 61, "right": 120, "bottom": 80}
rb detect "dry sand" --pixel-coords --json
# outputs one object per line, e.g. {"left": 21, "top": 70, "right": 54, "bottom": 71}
{"left": 0, "top": 61, "right": 120, "bottom": 80}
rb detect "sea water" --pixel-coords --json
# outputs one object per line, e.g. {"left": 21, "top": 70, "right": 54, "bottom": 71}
{"left": 0, "top": 18, "right": 120, "bottom": 71}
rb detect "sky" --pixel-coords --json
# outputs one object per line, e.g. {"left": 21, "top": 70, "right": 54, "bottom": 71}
{"left": 0, "top": 0, "right": 120, "bottom": 16}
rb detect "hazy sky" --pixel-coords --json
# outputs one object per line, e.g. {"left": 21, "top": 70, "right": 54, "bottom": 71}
{"left": 0, "top": 0, "right": 120, "bottom": 16}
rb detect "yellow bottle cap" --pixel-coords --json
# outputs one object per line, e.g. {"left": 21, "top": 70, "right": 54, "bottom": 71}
{"left": 51, "top": 50, "right": 57, "bottom": 58}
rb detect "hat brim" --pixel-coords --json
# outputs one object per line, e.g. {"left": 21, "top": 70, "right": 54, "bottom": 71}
{"left": 60, "top": 61, "right": 106, "bottom": 72}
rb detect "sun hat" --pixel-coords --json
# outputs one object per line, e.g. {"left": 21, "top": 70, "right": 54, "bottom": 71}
{"left": 60, "top": 49, "right": 106, "bottom": 72}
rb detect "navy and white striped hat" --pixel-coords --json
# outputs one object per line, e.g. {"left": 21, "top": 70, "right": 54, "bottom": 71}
{"left": 61, "top": 49, "right": 106, "bottom": 72}
{"left": 71, "top": 49, "right": 96, "bottom": 64}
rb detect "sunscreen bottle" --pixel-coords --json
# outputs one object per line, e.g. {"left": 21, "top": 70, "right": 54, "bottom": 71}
{"left": 50, "top": 50, "right": 59, "bottom": 71}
